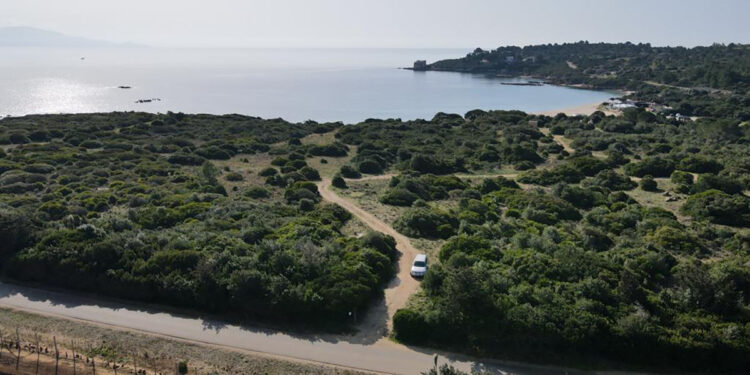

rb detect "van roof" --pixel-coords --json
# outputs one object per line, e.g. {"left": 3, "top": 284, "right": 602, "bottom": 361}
{"left": 414, "top": 254, "right": 427, "bottom": 261}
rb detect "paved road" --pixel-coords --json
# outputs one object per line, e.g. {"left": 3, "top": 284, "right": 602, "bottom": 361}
{"left": 0, "top": 282, "right": 593, "bottom": 375}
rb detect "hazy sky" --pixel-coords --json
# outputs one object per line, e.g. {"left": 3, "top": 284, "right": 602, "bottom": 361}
{"left": 2, "top": 0, "right": 749, "bottom": 48}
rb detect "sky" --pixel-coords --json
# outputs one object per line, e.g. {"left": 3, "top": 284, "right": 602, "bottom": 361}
{"left": 2, "top": 0, "right": 750, "bottom": 48}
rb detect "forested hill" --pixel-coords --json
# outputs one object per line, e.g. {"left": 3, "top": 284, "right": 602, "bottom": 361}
{"left": 423, "top": 42, "right": 750, "bottom": 90}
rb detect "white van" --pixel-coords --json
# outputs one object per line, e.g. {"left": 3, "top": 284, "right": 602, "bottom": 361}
{"left": 410, "top": 254, "right": 428, "bottom": 278}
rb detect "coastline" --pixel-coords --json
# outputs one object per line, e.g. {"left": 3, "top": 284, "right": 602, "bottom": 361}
{"left": 405, "top": 68, "right": 623, "bottom": 118}
{"left": 533, "top": 101, "right": 617, "bottom": 117}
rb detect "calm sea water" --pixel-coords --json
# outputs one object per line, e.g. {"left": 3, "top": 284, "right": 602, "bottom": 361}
{"left": 0, "top": 48, "right": 613, "bottom": 123}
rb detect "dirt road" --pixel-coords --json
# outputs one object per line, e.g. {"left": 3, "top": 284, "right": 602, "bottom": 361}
{"left": 317, "top": 178, "right": 420, "bottom": 330}
{"left": 0, "top": 282, "right": 594, "bottom": 375}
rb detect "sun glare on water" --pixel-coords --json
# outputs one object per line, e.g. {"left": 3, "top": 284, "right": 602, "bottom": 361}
{"left": 24, "top": 77, "right": 110, "bottom": 114}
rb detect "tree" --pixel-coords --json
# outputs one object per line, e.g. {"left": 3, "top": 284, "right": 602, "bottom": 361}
{"left": 681, "top": 190, "right": 750, "bottom": 226}
{"left": 340, "top": 165, "right": 362, "bottom": 179}
{"left": 360, "top": 231, "right": 398, "bottom": 261}
{"left": 258, "top": 167, "right": 278, "bottom": 177}
{"left": 331, "top": 174, "right": 347, "bottom": 189}
{"left": 0, "top": 207, "right": 32, "bottom": 257}
{"left": 439, "top": 235, "right": 493, "bottom": 262}
{"left": 393, "top": 309, "right": 431, "bottom": 343}
{"left": 380, "top": 188, "right": 419, "bottom": 206}
{"left": 639, "top": 175, "right": 658, "bottom": 191}
{"left": 358, "top": 159, "right": 383, "bottom": 174}
{"left": 691, "top": 174, "right": 743, "bottom": 195}
{"left": 625, "top": 157, "right": 675, "bottom": 177}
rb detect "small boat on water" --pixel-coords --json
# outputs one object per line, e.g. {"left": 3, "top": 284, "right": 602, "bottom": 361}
{"left": 135, "top": 98, "right": 162, "bottom": 104}
{"left": 118, "top": 86, "right": 132, "bottom": 89}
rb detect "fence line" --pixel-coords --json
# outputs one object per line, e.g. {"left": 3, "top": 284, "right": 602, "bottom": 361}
{"left": 0, "top": 329, "right": 190, "bottom": 375}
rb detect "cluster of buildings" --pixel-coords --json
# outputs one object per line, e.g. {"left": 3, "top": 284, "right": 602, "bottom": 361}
{"left": 604, "top": 98, "right": 692, "bottom": 122}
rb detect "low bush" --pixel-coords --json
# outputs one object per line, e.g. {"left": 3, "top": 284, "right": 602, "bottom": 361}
{"left": 225, "top": 172, "right": 244, "bottom": 181}
{"left": 258, "top": 167, "right": 278, "bottom": 177}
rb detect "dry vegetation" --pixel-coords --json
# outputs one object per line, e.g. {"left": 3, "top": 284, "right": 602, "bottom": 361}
{"left": 0, "top": 308, "right": 372, "bottom": 375}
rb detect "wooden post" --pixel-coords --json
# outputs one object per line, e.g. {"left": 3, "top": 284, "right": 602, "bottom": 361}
{"left": 35, "top": 333, "right": 41, "bottom": 374}
{"left": 0, "top": 328, "right": 4, "bottom": 360}
{"left": 15, "top": 328, "right": 21, "bottom": 372}
{"left": 72, "top": 340, "right": 77, "bottom": 375}
{"left": 54, "top": 336, "right": 60, "bottom": 375}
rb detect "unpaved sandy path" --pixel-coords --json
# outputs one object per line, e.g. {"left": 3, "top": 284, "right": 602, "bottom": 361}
{"left": 552, "top": 134, "right": 575, "bottom": 153}
{"left": 318, "top": 172, "right": 520, "bottom": 331}
{"left": 317, "top": 178, "right": 419, "bottom": 330}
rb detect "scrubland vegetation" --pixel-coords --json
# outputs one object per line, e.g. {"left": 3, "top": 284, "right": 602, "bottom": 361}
{"left": 350, "top": 109, "right": 750, "bottom": 368}
{"left": 333, "top": 104, "right": 750, "bottom": 370}
{"left": 427, "top": 42, "right": 750, "bottom": 92}
{"left": 2, "top": 42, "right": 750, "bottom": 372}
{"left": 0, "top": 112, "right": 398, "bottom": 327}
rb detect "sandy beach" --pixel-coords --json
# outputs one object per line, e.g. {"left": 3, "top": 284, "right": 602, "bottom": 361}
{"left": 533, "top": 101, "right": 617, "bottom": 117}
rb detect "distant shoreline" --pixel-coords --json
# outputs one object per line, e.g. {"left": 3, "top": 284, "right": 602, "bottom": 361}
{"left": 403, "top": 67, "right": 625, "bottom": 117}
{"left": 532, "top": 101, "right": 617, "bottom": 117}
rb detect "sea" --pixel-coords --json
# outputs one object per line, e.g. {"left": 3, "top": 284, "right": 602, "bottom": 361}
{"left": 0, "top": 47, "right": 613, "bottom": 123}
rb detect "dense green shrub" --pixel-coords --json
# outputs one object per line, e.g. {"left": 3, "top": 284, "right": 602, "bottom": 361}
{"left": 681, "top": 190, "right": 750, "bottom": 226}
{"left": 395, "top": 207, "right": 457, "bottom": 238}
{"left": 380, "top": 188, "right": 419, "bottom": 207}
{"left": 357, "top": 159, "right": 383, "bottom": 174}
{"left": 79, "top": 139, "right": 103, "bottom": 149}
{"left": 258, "top": 167, "right": 278, "bottom": 177}
{"left": 639, "top": 175, "right": 659, "bottom": 191}
{"left": 568, "top": 156, "right": 609, "bottom": 176}
{"left": 479, "top": 176, "right": 519, "bottom": 194}
{"left": 517, "top": 164, "right": 584, "bottom": 185}
{"left": 299, "top": 166, "right": 321, "bottom": 181}
{"left": 167, "top": 153, "right": 206, "bottom": 166}
{"left": 308, "top": 142, "right": 348, "bottom": 157}
{"left": 553, "top": 183, "right": 604, "bottom": 209}
{"left": 393, "top": 308, "right": 431, "bottom": 343}
{"left": 670, "top": 170, "right": 694, "bottom": 185}
{"left": 241, "top": 226, "right": 272, "bottom": 244}
{"left": 691, "top": 174, "right": 743, "bottom": 195}
{"left": 380, "top": 175, "right": 467, "bottom": 206}
{"left": 285, "top": 159, "right": 308, "bottom": 170}
{"left": 331, "top": 175, "right": 347, "bottom": 189}
{"left": 298, "top": 198, "right": 316, "bottom": 211}
{"left": 359, "top": 231, "right": 398, "bottom": 261}
{"left": 9, "top": 133, "right": 31, "bottom": 144}
{"left": 270, "top": 157, "right": 289, "bottom": 166}
{"left": 244, "top": 186, "right": 270, "bottom": 199}
{"left": 487, "top": 187, "right": 581, "bottom": 222}
{"left": 339, "top": 165, "right": 361, "bottom": 179}
{"left": 439, "top": 234, "right": 494, "bottom": 262}
{"left": 284, "top": 181, "right": 320, "bottom": 203}
{"left": 584, "top": 170, "right": 637, "bottom": 191}
{"left": 410, "top": 154, "right": 459, "bottom": 175}
{"left": 625, "top": 157, "right": 675, "bottom": 177}
{"left": 0, "top": 207, "right": 32, "bottom": 257}
{"left": 677, "top": 155, "right": 723, "bottom": 174}
{"left": 225, "top": 172, "right": 244, "bottom": 181}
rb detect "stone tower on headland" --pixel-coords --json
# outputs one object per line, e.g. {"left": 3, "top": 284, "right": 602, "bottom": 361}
{"left": 412, "top": 60, "right": 427, "bottom": 71}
